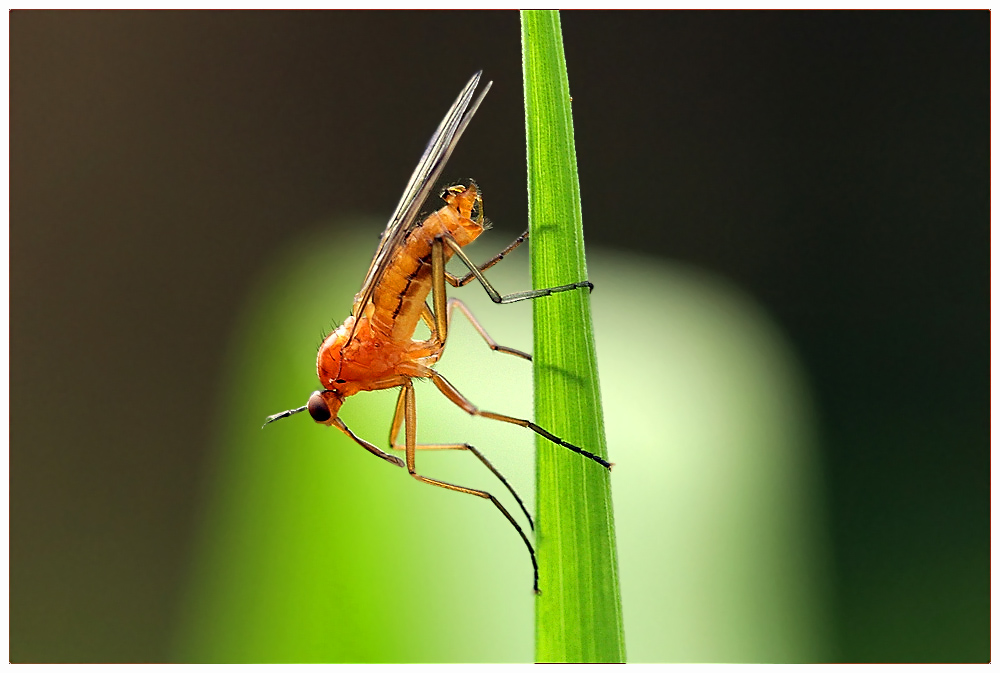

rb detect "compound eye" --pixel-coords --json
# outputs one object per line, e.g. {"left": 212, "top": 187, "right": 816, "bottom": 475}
{"left": 306, "top": 391, "right": 332, "bottom": 423}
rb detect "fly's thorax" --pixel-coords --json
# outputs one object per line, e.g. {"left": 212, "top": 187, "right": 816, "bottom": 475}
{"left": 316, "top": 316, "right": 363, "bottom": 391}
{"left": 316, "top": 313, "right": 408, "bottom": 396}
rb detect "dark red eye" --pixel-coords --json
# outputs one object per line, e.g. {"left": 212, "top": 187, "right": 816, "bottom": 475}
{"left": 307, "top": 392, "right": 331, "bottom": 422}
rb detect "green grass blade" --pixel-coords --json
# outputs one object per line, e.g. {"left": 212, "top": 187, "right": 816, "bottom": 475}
{"left": 521, "top": 10, "right": 626, "bottom": 663}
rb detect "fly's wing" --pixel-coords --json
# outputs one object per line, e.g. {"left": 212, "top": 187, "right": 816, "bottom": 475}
{"left": 345, "top": 71, "right": 492, "bottom": 345}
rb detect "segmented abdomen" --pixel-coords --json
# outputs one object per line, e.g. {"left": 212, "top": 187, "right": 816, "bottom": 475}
{"left": 368, "top": 185, "right": 484, "bottom": 342}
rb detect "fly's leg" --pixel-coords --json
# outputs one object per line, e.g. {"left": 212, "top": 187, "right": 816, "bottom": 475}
{"left": 422, "top": 298, "right": 531, "bottom": 362}
{"left": 434, "top": 234, "right": 593, "bottom": 305}
{"left": 388, "top": 386, "right": 533, "bottom": 529}
{"left": 429, "top": 240, "right": 531, "bottom": 360}
{"left": 428, "top": 370, "right": 613, "bottom": 471}
{"left": 332, "top": 418, "right": 405, "bottom": 469}
{"left": 445, "top": 230, "right": 528, "bottom": 288}
{"left": 447, "top": 298, "right": 531, "bottom": 361}
{"left": 396, "top": 380, "right": 540, "bottom": 592}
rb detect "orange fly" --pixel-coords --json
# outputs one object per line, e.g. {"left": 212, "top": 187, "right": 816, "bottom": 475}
{"left": 264, "top": 71, "right": 610, "bottom": 592}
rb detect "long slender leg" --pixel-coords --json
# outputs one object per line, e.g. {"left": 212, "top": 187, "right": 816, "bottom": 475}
{"left": 416, "top": 300, "right": 532, "bottom": 367}
{"left": 399, "top": 380, "right": 540, "bottom": 593}
{"left": 430, "top": 236, "right": 449, "bottom": 339}
{"left": 448, "top": 298, "right": 531, "bottom": 361}
{"left": 445, "top": 230, "right": 528, "bottom": 288}
{"left": 429, "top": 238, "right": 532, "bottom": 360}
{"left": 439, "top": 233, "right": 594, "bottom": 305}
{"left": 332, "top": 417, "right": 405, "bottom": 468}
{"left": 428, "top": 370, "right": 613, "bottom": 470}
{"left": 418, "top": 303, "right": 441, "bottom": 343}
{"left": 388, "top": 386, "right": 534, "bottom": 529}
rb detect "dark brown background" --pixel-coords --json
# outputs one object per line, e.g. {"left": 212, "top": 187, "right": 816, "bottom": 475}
{"left": 11, "top": 10, "right": 988, "bottom": 662}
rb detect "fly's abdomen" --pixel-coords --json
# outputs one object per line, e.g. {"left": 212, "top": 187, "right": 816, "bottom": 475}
{"left": 368, "top": 193, "right": 480, "bottom": 342}
{"left": 370, "top": 227, "right": 436, "bottom": 340}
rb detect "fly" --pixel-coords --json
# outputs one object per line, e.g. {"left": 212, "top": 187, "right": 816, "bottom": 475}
{"left": 264, "top": 71, "right": 610, "bottom": 592}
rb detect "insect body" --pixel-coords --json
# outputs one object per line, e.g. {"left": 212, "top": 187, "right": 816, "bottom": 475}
{"left": 311, "top": 183, "right": 484, "bottom": 411}
{"left": 265, "top": 72, "right": 611, "bottom": 592}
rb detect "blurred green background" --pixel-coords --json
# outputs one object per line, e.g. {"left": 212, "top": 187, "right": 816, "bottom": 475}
{"left": 10, "top": 11, "right": 988, "bottom": 662}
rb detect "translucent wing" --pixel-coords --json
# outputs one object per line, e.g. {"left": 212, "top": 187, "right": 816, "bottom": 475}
{"left": 345, "top": 71, "right": 492, "bottom": 345}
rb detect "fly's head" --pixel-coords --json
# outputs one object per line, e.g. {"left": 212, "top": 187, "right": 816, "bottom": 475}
{"left": 305, "top": 389, "right": 345, "bottom": 425}
{"left": 262, "top": 388, "right": 345, "bottom": 429}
